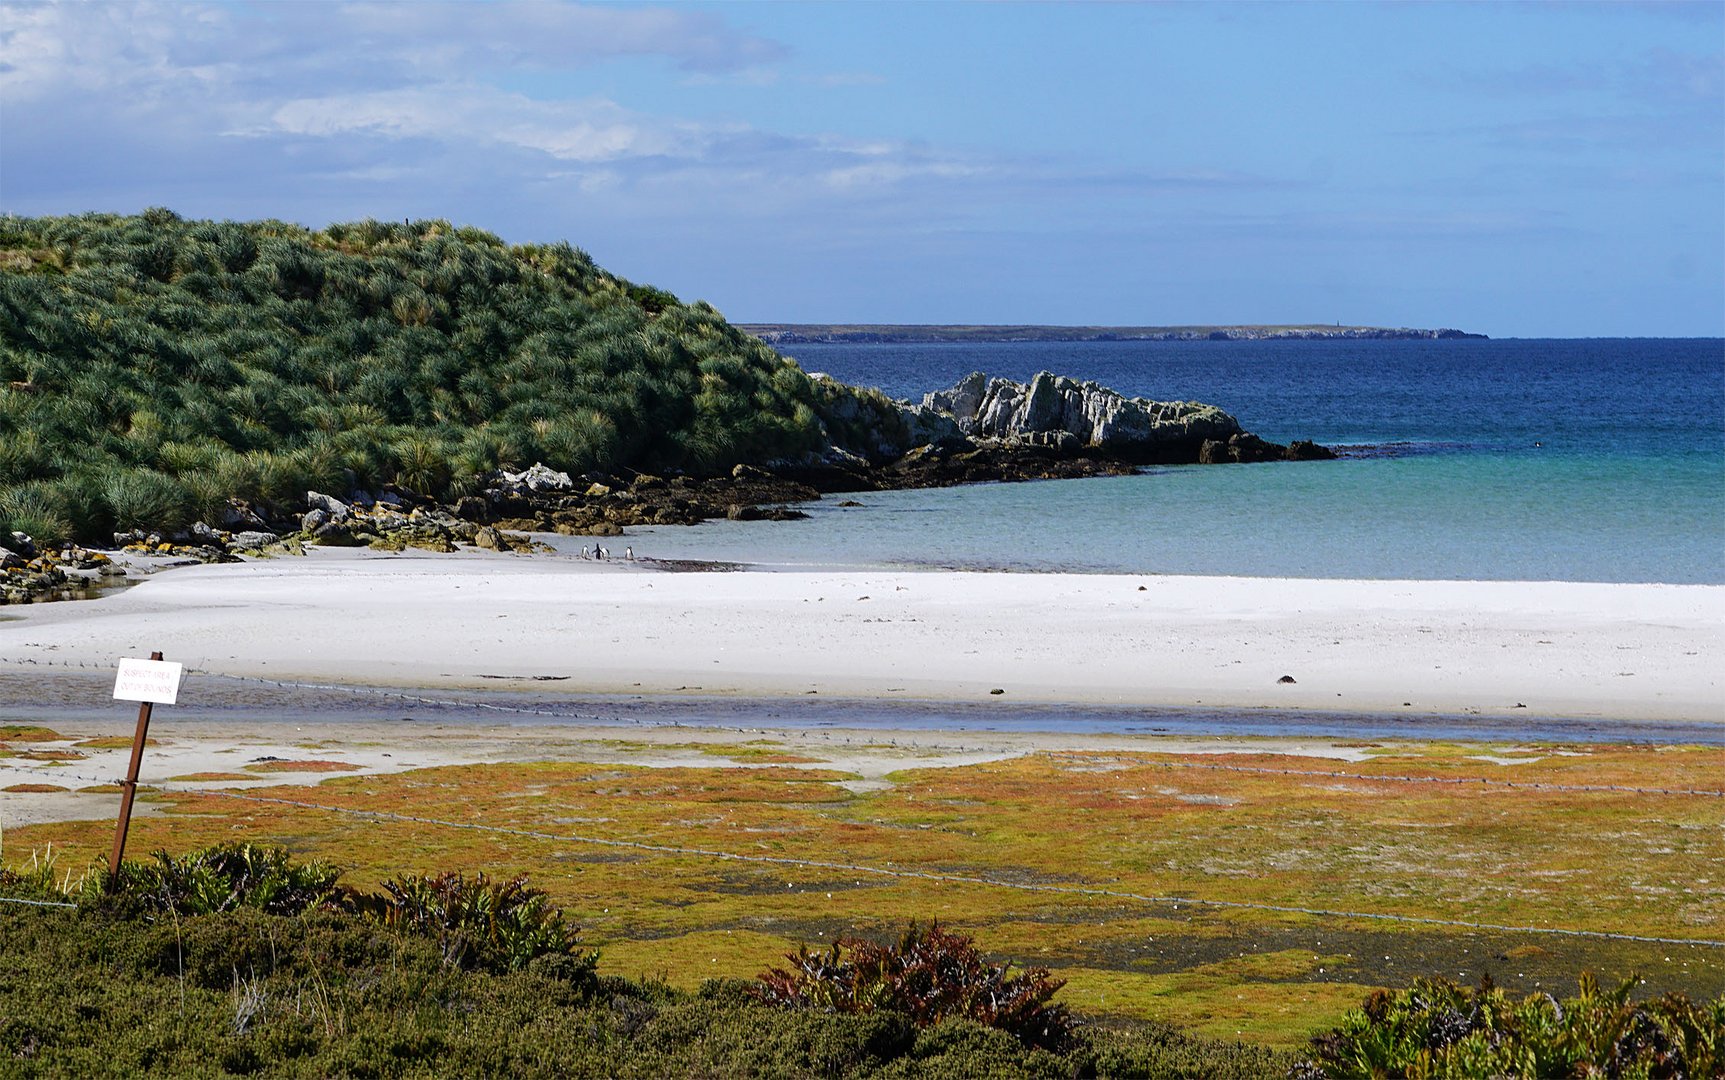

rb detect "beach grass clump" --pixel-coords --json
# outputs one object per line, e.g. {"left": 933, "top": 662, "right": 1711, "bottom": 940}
{"left": 1294, "top": 974, "right": 1724, "bottom": 1079}
{"left": 107, "top": 841, "right": 343, "bottom": 917}
{"left": 754, "top": 920, "right": 1076, "bottom": 1051}
{"left": 345, "top": 869, "right": 593, "bottom": 975}
{"left": 0, "top": 840, "right": 93, "bottom": 903}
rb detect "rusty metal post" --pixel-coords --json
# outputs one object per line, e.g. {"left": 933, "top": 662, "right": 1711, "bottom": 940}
{"left": 108, "top": 650, "right": 163, "bottom": 881}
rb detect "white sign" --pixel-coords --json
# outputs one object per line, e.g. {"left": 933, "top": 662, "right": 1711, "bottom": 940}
{"left": 113, "top": 658, "right": 183, "bottom": 705}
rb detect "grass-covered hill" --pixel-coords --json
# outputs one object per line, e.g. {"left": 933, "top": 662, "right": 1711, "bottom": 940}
{"left": 0, "top": 210, "right": 859, "bottom": 546}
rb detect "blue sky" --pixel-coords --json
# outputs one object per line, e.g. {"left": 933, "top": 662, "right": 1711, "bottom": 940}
{"left": 2, "top": 1, "right": 1720, "bottom": 336}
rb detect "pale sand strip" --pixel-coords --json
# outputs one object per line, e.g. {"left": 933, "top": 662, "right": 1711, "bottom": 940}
{"left": 0, "top": 711, "right": 1402, "bottom": 828}
{"left": 1, "top": 548, "right": 1719, "bottom": 724}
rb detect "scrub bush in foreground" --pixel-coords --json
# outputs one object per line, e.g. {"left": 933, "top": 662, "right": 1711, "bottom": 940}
{"left": 344, "top": 869, "right": 592, "bottom": 975}
{"left": 108, "top": 842, "right": 342, "bottom": 916}
{"left": 1293, "top": 973, "right": 1724, "bottom": 1079}
{"left": 753, "top": 921, "right": 1076, "bottom": 1052}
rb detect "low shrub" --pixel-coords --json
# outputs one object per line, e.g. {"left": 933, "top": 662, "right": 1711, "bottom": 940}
{"left": 753, "top": 920, "right": 1076, "bottom": 1051}
{"left": 1295, "top": 973, "right": 1725, "bottom": 1079}
{"left": 344, "top": 869, "right": 594, "bottom": 975}
{"left": 108, "top": 842, "right": 342, "bottom": 916}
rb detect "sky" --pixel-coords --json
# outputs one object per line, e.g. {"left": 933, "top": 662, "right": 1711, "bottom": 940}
{"left": 2, "top": 1, "right": 1721, "bottom": 337}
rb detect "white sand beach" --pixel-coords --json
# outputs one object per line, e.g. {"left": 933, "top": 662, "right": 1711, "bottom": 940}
{"left": 2, "top": 548, "right": 1719, "bottom": 724}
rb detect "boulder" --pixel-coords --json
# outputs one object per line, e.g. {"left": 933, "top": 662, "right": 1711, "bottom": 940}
{"left": 230, "top": 531, "right": 279, "bottom": 550}
{"left": 497, "top": 463, "right": 574, "bottom": 493}
{"left": 311, "top": 521, "right": 366, "bottom": 546}
{"left": 306, "top": 491, "right": 351, "bottom": 519}
{"left": 473, "top": 527, "right": 503, "bottom": 551}
{"left": 1225, "top": 433, "right": 1281, "bottom": 464}
{"left": 451, "top": 495, "right": 490, "bottom": 522}
{"left": 301, "top": 508, "right": 330, "bottom": 533}
{"left": 219, "top": 502, "right": 270, "bottom": 530}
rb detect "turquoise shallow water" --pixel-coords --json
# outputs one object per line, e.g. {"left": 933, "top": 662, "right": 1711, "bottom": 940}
{"left": 598, "top": 339, "right": 1725, "bottom": 584}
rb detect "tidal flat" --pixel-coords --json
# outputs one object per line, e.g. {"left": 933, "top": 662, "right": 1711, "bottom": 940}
{"left": 3, "top": 713, "right": 1718, "bottom": 1047}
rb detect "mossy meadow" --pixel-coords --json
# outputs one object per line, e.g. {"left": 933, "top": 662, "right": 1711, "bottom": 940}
{"left": 4, "top": 724, "right": 1720, "bottom": 1073}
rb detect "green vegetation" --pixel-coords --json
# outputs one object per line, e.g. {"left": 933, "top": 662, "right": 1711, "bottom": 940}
{"left": 1, "top": 210, "right": 840, "bottom": 546}
{"left": 6, "top": 841, "right": 1712, "bottom": 1076}
{"left": 110, "top": 842, "right": 341, "bottom": 917}
{"left": 0, "top": 843, "right": 1293, "bottom": 1077}
{"left": 755, "top": 921, "right": 1075, "bottom": 1051}
{"left": 1295, "top": 974, "right": 1723, "bottom": 1079}
{"left": 345, "top": 870, "right": 588, "bottom": 974}
{"left": 9, "top": 743, "right": 1722, "bottom": 1045}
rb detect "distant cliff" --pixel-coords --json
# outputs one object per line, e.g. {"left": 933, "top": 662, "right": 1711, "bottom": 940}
{"left": 742, "top": 323, "right": 1486, "bottom": 344}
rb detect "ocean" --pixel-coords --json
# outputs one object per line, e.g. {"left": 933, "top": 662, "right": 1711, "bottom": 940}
{"left": 579, "top": 338, "right": 1725, "bottom": 585}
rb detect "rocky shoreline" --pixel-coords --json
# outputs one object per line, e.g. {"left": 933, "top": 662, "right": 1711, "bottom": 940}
{"left": 2, "top": 372, "right": 1334, "bottom": 605}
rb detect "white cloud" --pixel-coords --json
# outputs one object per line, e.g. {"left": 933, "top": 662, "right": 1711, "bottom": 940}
{"left": 261, "top": 86, "right": 699, "bottom": 163}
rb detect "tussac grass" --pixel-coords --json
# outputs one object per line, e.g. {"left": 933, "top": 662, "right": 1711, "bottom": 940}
{"left": 6, "top": 741, "right": 1721, "bottom": 1047}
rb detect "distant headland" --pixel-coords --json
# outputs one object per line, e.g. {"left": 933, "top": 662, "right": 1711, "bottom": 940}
{"left": 741, "top": 323, "right": 1487, "bottom": 344}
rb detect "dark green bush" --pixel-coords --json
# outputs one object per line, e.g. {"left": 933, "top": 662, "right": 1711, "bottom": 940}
{"left": 754, "top": 921, "right": 1076, "bottom": 1052}
{"left": 1295, "top": 973, "right": 1725, "bottom": 1079}
{"left": 343, "top": 869, "right": 593, "bottom": 975}
{"left": 0, "top": 890, "right": 1294, "bottom": 1076}
{"left": 106, "top": 842, "right": 342, "bottom": 916}
{"left": 1, "top": 211, "right": 838, "bottom": 543}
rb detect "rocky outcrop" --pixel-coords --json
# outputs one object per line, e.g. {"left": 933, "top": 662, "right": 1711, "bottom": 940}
{"left": 917, "top": 371, "right": 1243, "bottom": 463}
{"left": 1, "top": 536, "right": 128, "bottom": 605}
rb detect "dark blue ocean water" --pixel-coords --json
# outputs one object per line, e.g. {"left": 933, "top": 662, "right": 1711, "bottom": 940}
{"left": 790, "top": 337, "right": 1724, "bottom": 458}
{"left": 616, "top": 339, "right": 1725, "bottom": 584}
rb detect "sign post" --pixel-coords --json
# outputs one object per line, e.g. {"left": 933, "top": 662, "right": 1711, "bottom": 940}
{"left": 108, "top": 652, "right": 182, "bottom": 880}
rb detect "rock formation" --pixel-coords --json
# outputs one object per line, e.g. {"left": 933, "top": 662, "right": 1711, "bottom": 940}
{"left": 915, "top": 371, "right": 1243, "bottom": 463}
